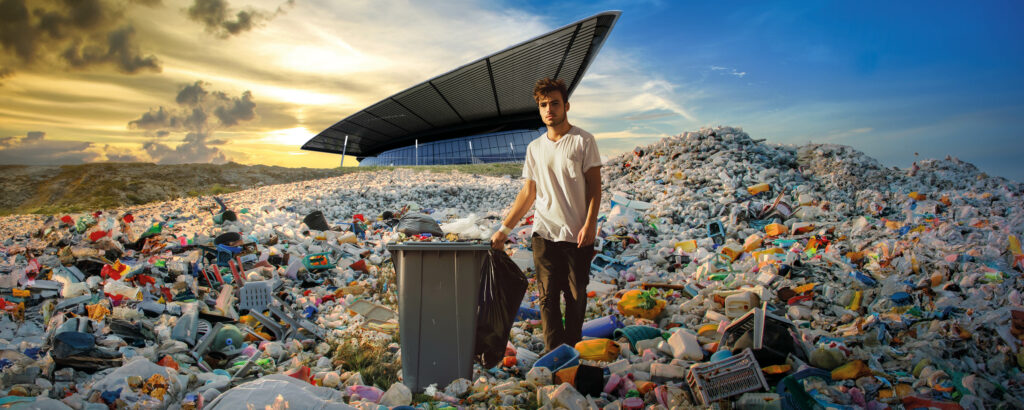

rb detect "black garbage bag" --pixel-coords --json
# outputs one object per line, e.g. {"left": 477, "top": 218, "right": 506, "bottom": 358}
{"left": 474, "top": 249, "right": 528, "bottom": 368}
{"left": 396, "top": 213, "right": 444, "bottom": 236}
{"left": 52, "top": 331, "right": 123, "bottom": 370}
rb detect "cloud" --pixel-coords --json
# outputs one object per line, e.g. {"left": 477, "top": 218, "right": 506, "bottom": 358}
{"left": 213, "top": 90, "right": 255, "bottom": 126}
{"left": 622, "top": 112, "right": 679, "bottom": 121}
{"left": 142, "top": 132, "right": 228, "bottom": 163}
{"left": 128, "top": 80, "right": 257, "bottom": 164}
{"left": 128, "top": 106, "right": 176, "bottom": 132}
{"left": 592, "top": 128, "right": 670, "bottom": 157}
{"left": 0, "top": 0, "right": 161, "bottom": 80}
{"left": 711, "top": 65, "right": 747, "bottom": 78}
{"left": 571, "top": 50, "right": 699, "bottom": 125}
{"left": 186, "top": 0, "right": 294, "bottom": 38}
{"left": 61, "top": 25, "right": 161, "bottom": 74}
{"left": 0, "top": 131, "right": 104, "bottom": 165}
{"left": 101, "top": 144, "right": 148, "bottom": 162}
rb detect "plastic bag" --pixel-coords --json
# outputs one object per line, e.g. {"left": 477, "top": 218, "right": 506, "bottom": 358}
{"left": 616, "top": 289, "right": 666, "bottom": 319}
{"left": 474, "top": 249, "right": 528, "bottom": 368}
{"left": 396, "top": 213, "right": 444, "bottom": 236}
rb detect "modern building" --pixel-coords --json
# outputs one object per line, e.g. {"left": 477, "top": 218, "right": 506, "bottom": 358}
{"left": 302, "top": 11, "right": 620, "bottom": 166}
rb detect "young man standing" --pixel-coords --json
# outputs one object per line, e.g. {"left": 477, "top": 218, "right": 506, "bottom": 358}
{"left": 490, "top": 78, "right": 602, "bottom": 351}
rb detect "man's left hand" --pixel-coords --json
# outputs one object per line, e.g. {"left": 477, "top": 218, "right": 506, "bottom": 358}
{"left": 577, "top": 223, "right": 596, "bottom": 248}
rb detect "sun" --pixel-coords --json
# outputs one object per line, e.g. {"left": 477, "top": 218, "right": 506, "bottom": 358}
{"left": 267, "top": 127, "right": 315, "bottom": 146}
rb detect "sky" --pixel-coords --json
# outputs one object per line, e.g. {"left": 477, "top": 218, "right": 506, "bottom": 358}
{"left": 1, "top": 0, "right": 1022, "bottom": 179}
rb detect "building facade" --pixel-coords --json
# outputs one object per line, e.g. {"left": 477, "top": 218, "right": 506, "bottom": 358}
{"left": 359, "top": 128, "right": 543, "bottom": 166}
{"left": 302, "top": 11, "right": 620, "bottom": 166}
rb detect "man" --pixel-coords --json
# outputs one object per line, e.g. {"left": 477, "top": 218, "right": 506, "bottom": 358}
{"left": 490, "top": 78, "right": 602, "bottom": 351}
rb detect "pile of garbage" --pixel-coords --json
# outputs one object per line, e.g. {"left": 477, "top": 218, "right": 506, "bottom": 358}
{"left": 1, "top": 126, "right": 1023, "bottom": 409}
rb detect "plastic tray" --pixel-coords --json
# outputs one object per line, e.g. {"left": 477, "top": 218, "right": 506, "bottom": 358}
{"left": 302, "top": 252, "right": 335, "bottom": 271}
{"left": 686, "top": 348, "right": 768, "bottom": 405}
{"left": 347, "top": 299, "right": 397, "bottom": 324}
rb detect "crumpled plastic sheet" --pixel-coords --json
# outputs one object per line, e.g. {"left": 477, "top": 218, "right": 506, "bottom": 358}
{"left": 205, "top": 374, "right": 353, "bottom": 410}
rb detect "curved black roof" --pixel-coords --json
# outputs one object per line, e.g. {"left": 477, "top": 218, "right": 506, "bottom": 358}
{"left": 302, "top": 11, "right": 621, "bottom": 158}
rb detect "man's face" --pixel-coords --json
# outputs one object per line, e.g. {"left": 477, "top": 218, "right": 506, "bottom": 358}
{"left": 537, "top": 91, "right": 569, "bottom": 127}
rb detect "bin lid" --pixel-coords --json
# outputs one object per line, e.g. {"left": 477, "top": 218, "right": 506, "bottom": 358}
{"left": 386, "top": 241, "right": 492, "bottom": 252}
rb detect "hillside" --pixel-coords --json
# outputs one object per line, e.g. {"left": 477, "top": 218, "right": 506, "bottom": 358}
{"left": 0, "top": 162, "right": 523, "bottom": 215}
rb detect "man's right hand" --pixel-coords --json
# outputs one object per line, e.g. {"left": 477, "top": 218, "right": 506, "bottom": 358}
{"left": 490, "top": 231, "right": 508, "bottom": 250}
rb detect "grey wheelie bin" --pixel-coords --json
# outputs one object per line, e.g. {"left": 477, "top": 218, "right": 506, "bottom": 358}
{"left": 386, "top": 242, "right": 491, "bottom": 392}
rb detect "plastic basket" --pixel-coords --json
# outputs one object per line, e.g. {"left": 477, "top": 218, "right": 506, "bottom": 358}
{"left": 686, "top": 348, "right": 768, "bottom": 405}
{"left": 238, "top": 281, "right": 274, "bottom": 313}
{"left": 302, "top": 252, "right": 335, "bottom": 271}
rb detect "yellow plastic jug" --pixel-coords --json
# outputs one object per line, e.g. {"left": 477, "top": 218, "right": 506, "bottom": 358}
{"left": 575, "top": 339, "right": 621, "bottom": 362}
{"left": 743, "top": 234, "right": 763, "bottom": 253}
{"left": 720, "top": 242, "right": 744, "bottom": 261}
{"left": 747, "top": 183, "right": 770, "bottom": 195}
{"left": 675, "top": 240, "right": 697, "bottom": 253}
{"left": 1009, "top": 235, "right": 1022, "bottom": 255}
{"left": 765, "top": 223, "right": 788, "bottom": 236}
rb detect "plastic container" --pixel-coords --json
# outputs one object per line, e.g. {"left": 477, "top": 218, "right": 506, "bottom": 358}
{"left": 586, "top": 282, "right": 617, "bottom": 297}
{"left": 533, "top": 344, "right": 580, "bottom": 372}
{"left": 765, "top": 223, "right": 788, "bottom": 237}
{"left": 516, "top": 305, "right": 540, "bottom": 320}
{"left": 303, "top": 211, "right": 330, "bottom": 231}
{"left": 675, "top": 240, "right": 697, "bottom": 253}
{"left": 747, "top": 183, "right": 771, "bottom": 195}
{"left": 667, "top": 330, "right": 702, "bottom": 360}
{"left": 622, "top": 397, "right": 644, "bottom": 409}
{"left": 725, "top": 292, "right": 760, "bottom": 319}
{"left": 302, "top": 252, "right": 335, "bottom": 271}
{"left": 581, "top": 315, "right": 624, "bottom": 338}
{"left": 386, "top": 242, "right": 490, "bottom": 392}
{"left": 686, "top": 348, "right": 769, "bottom": 405}
{"left": 516, "top": 347, "right": 539, "bottom": 367}
{"left": 574, "top": 339, "right": 620, "bottom": 362}
{"left": 650, "top": 363, "right": 687, "bottom": 380}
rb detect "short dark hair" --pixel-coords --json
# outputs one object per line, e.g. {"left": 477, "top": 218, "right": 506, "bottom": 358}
{"left": 533, "top": 78, "right": 568, "bottom": 103}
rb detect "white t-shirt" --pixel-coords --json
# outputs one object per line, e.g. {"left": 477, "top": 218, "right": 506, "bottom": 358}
{"left": 522, "top": 125, "right": 602, "bottom": 243}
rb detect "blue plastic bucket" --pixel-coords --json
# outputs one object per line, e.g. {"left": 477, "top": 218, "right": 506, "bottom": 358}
{"left": 533, "top": 344, "right": 580, "bottom": 372}
{"left": 581, "top": 315, "right": 624, "bottom": 339}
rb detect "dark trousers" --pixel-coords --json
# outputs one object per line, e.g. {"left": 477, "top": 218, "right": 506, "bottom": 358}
{"left": 532, "top": 233, "right": 594, "bottom": 351}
